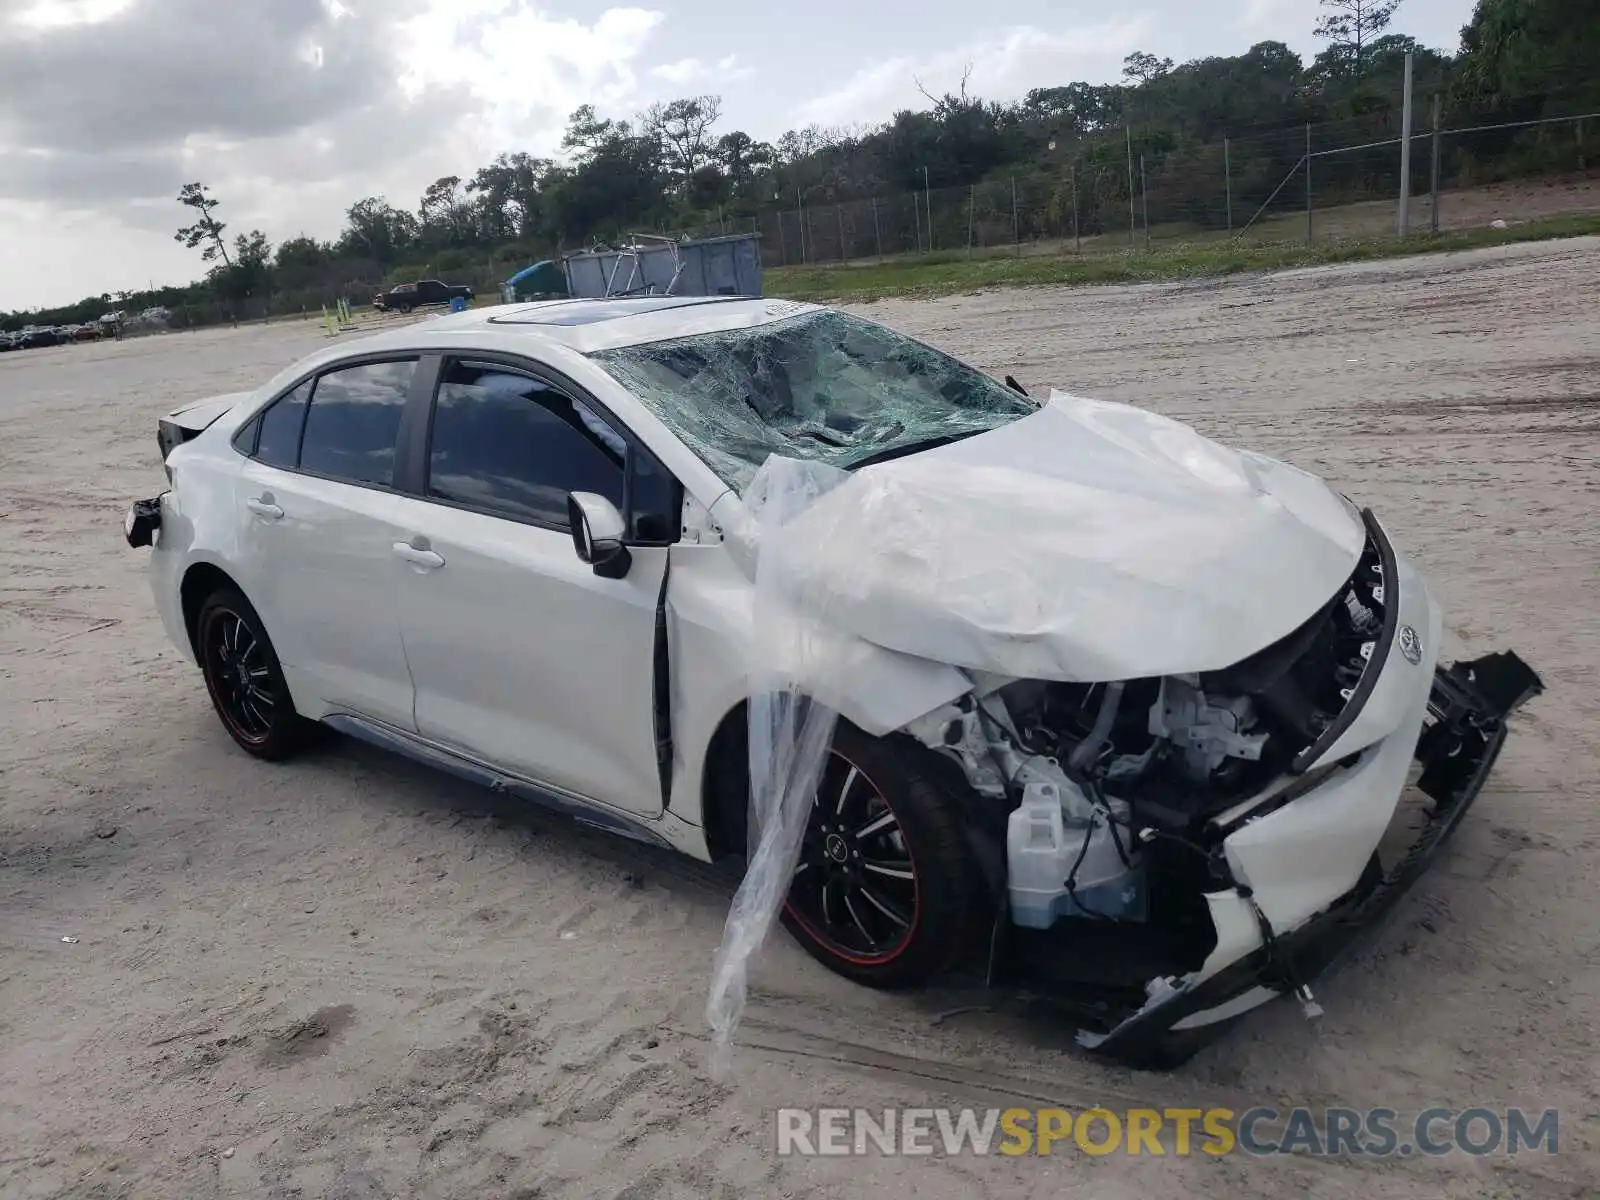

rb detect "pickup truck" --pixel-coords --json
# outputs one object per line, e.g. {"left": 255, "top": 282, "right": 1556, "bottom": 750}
{"left": 372, "top": 279, "right": 474, "bottom": 313}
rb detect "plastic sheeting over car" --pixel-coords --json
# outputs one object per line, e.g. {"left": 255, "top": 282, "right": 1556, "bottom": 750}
{"left": 705, "top": 390, "right": 1368, "bottom": 1058}
{"left": 705, "top": 455, "right": 848, "bottom": 1068}
{"left": 746, "top": 391, "right": 1368, "bottom": 684}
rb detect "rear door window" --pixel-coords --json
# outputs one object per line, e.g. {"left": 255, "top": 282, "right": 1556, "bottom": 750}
{"left": 254, "top": 379, "right": 312, "bottom": 468}
{"left": 299, "top": 359, "right": 416, "bottom": 487}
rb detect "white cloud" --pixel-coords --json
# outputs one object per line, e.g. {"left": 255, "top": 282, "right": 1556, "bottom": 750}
{"left": 651, "top": 56, "right": 703, "bottom": 85}
{"left": 397, "top": 1, "right": 665, "bottom": 155}
{"left": 0, "top": 199, "right": 192, "bottom": 306}
{"left": 649, "top": 51, "right": 753, "bottom": 87}
{"left": 1239, "top": 0, "right": 1282, "bottom": 27}
{"left": 716, "top": 53, "right": 754, "bottom": 82}
{"left": 10, "top": 0, "right": 134, "bottom": 31}
{"left": 0, "top": 0, "right": 678, "bottom": 307}
{"left": 795, "top": 20, "right": 1155, "bottom": 129}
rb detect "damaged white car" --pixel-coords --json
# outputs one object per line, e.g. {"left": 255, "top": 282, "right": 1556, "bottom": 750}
{"left": 124, "top": 297, "right": 1541, "bottom": 1067}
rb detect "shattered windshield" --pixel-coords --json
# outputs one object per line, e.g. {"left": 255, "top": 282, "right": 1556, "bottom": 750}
{"left": 587, "top": 309, "right": 1035, "bottom": 492}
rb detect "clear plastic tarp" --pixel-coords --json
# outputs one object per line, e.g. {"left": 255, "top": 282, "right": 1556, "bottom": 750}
{"left": 723, "top": 392, "right": 1367, "bottom": 685}
{"left": 703, "top": 389, "right": 1369, "bottom": 1062}
{"left": 705, "top": 454, "right": 849, "bottom": 1069}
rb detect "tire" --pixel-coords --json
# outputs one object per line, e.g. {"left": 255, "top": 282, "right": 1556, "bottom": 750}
{"left": 779, "top": 721, "right": 987, "bottom": 989}
{"left": 195, "top": 586, "right": 307, "bottom": 761}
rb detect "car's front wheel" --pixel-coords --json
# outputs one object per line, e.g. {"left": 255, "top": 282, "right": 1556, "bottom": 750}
{"left": 779, "top": 722, "right": 987, "bottom": 989}
{"left": 196, "top": 587, "right": 306, "bottom": 761}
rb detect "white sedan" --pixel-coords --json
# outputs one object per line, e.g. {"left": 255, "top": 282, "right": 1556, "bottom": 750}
{"left": 124, "top": 296, "right": 1540, "bottom": 1066}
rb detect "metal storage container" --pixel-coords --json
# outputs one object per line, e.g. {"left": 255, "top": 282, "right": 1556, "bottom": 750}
{"left": 562, "top": 233, "right": 762, "bottom": 299}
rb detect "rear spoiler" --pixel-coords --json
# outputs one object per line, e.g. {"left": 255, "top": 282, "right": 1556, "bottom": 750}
{"left": 157, "top": 392, "right": 250, "bottom": 463}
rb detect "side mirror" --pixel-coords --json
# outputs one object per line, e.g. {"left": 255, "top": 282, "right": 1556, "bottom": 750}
{"left": 567, "top": 492, "right": 632, "bottom": 579}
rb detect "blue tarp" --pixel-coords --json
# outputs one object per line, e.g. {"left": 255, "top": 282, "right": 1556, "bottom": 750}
{"left": 506, "top": 260, "right": 557, "bottom": 287}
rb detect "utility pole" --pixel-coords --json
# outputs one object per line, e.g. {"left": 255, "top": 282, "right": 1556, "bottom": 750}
{"left": 1306, "top": 123, "right": 1314, "bottom": 246}
{"left": 1398, "top": 49, "right": 1415, "bottom": 236}
{"left": 1071, "top": 165, "right": 1081, "bottom": 253}
{"left": 923, "top": 166, "right": 932, "bottom": 253}
{"left": 1011, "top": 175, "right": 1020, "bottom": 257}
{"left": 1440, "top": 94, "right": 1452, "bottom": 235}
{"left": 1224, "top": 135, "right": 1233, "bottom": 233}
{"left": 1126, "top": 125, "right": 1137, "bottom": 247}
{"left": 1140, "top": 155, "right": 1150, "bottom": 250}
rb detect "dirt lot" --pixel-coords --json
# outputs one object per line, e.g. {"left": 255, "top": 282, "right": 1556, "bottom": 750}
{"left": 2, "top": 239, "right": 1597, "bottom": 1199}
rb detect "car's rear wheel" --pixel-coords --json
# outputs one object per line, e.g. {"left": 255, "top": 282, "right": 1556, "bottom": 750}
{"left": 196, "top": 587, "right": 305, "bottom": 761}
{"left": 780, "top": 722, "right": 986, "bottom": 989}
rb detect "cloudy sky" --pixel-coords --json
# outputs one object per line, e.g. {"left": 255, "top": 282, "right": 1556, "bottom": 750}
{"left": 0, "top": 0, "right": 1477, "bottom": 310}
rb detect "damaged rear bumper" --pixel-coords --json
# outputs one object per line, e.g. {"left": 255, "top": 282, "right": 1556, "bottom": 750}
{"left": 1082, "top": 648, "right": 1543, "bottom": 1067}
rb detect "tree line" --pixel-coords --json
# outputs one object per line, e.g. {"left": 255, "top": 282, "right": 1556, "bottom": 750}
{"left": 5, "top": 0, "right": 1595, "bottom": 331}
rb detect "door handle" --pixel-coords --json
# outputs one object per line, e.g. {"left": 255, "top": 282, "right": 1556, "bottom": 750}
{"left": 393, "top": 540, "right": 445, "bottom": 569}
{"left": 246, "top": 496, "right": 284, "bottom": 520}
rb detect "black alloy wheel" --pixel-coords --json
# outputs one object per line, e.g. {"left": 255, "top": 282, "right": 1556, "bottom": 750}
{"left": 788, "top": 750, "right": 920, "bottom": 965}
{"left": 196, "top": 587, "right": 305, "bottom": 760}
{"left": 780, "top": 723, "right": 985, "bottom": 988}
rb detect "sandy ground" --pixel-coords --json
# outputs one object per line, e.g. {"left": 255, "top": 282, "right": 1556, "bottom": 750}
{"left": 2, "top": 239, "right": 1598, "bottom": 1199}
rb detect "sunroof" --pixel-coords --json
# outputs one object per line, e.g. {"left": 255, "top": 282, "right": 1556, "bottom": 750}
{"left": 488, "top": 296, "right": 744, "bottom": 327}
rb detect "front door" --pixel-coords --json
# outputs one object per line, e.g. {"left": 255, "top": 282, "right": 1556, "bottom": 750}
{"left": 391, "top": 358, "right": 675, "bottom": 816}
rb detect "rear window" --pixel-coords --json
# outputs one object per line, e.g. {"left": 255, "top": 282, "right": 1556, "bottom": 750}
{"left": 298, "top": 360, "right": 416, "bottom": 487}
{"left": 255, "top": 380, "right": 311, "bottom": 469}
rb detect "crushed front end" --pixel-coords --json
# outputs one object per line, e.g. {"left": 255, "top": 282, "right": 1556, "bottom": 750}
{"left": 905, "top": 508, "right": 1543, "bottom": 1067}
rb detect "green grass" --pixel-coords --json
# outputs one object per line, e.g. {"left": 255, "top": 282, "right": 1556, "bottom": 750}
{"left": 763, "top": 213, "right": 1600, "bottom": 303}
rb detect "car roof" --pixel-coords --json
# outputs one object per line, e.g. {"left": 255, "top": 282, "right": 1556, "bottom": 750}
{"left": 349, "top": 295, "right": 823, "bottom": 357}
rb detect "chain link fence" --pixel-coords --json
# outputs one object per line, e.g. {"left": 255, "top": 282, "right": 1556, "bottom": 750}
{"left": 44, "top": 73, "right": 1600, "bottom": 338}
{"left": 679, "top": 84, "right": 1600, "bottom": 268}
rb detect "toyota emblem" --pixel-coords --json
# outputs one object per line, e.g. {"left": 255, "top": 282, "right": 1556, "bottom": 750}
{"left": 1398, "top": 624, "right": 1423, "bottom": 665}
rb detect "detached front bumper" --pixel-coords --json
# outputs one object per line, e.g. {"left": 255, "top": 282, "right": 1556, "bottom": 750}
{"left": 1086, "top": 646, "right": 1543, "bottom": 1066}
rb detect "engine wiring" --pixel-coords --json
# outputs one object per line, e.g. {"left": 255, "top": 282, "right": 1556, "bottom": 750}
{"left": 1060, "top": 805, "right": 1115, "bottom": 921}
{"left": 975, "top": 690, "right": 1141, "bottom": 921}
{"left": 968, "top": 684, "right": 1234, "bottom": 926}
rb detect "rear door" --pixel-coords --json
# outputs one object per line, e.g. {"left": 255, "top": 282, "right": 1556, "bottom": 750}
{"left": 231, "top": 356, "right": 426, "bottom": 730}
{"left": 389, "top": 356, "right": 680, "bottom": 815}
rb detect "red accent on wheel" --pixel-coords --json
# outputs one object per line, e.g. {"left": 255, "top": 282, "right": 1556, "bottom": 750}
{"left": 782, "top": 750, "right": 922, "bottom": 966}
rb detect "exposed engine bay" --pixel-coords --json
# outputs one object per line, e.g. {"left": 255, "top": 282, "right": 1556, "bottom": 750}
{"left": 895, "top": 508, "right": 1542, "bottom": 1061}
{"left": 903, "top": 526, "right": 1399, "bottom": 991}
{"left": 708, "top": 394, "right": 1544, "bottom": 1065}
